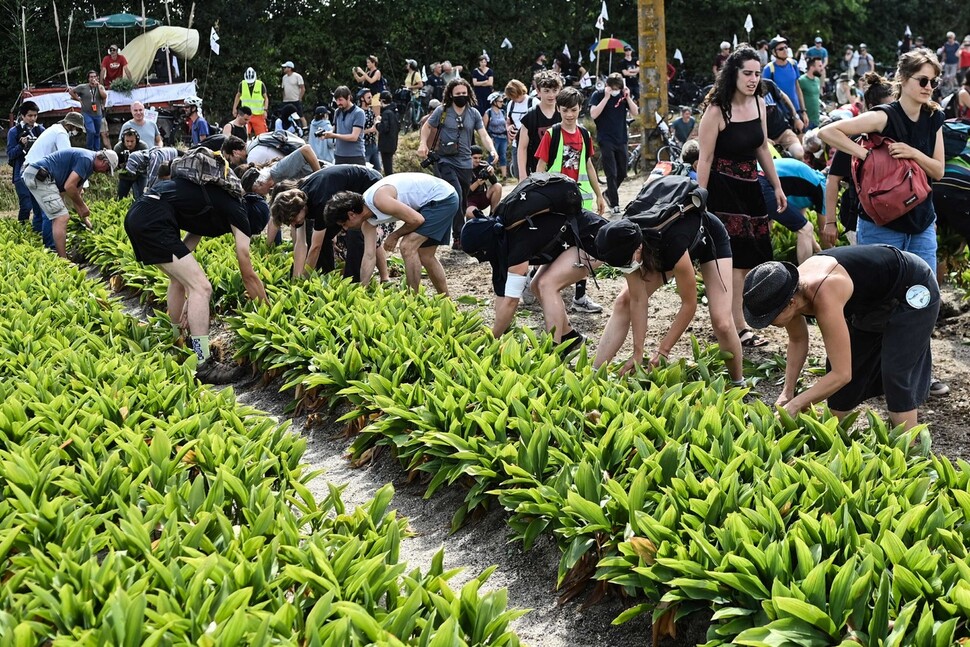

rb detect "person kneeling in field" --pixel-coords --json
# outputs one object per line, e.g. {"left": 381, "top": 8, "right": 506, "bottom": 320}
{"left": 591, "top": 196, "right": 743, "bottom": 382}
{"left": 323, "top": 173, "right": 458, "bottom": 293}
{"left": 742, "top": 245, "right": 938, "bottom": 430}
{"left": 124, "top": 178, "right": 269, "bottom": 383}
{"left": 267, "top": 164, "right": 385, "bottom": 280}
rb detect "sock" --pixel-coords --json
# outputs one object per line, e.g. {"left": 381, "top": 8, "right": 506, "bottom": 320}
{"left": 190, "top": 335, "right": 210, "bottom": 362}
{"left": 574, "top": 280, "right": 586, "bottom": 300}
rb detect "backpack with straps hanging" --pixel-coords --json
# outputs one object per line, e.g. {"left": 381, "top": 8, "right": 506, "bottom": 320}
{"left": 169, "top": 147, "right": 244, "bottom": 201}
{"left": 624, "top": 175, "right": 709, "bottom": 253}
{"left": 851, "top": 105, "right": 932, "bottom": 226}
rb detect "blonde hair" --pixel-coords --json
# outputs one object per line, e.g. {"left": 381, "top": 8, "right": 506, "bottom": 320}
{"left": 505, "top": 79, "right": 528, "bottom": 100}
{"left": 894, "top": 48, "right": 943, "bottom": 111}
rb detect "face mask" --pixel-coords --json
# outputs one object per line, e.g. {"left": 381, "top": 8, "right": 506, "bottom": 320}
{"left": 618, "top": 260, "right": 642, "bottom": 274}
{"left": 610, "top": 90, "right": 621, "bottom": 97}
{"left": 452, "top": 96, "right": 469, "bottom": 107}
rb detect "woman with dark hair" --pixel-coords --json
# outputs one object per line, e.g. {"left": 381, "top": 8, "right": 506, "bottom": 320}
{"left": 352, "top": 54, "right": 385, "bottom": 117}
{"left": 471, "top": 55, "right": 495, "bottom": 115}
{"left": 697, "top": 45, "right": 787, "bottom": 348}
{"left": 821, "top": 72, "right": 895, "bottom": 248}
{"left": 590, "top": 178, "right": 744, "bottom": 381}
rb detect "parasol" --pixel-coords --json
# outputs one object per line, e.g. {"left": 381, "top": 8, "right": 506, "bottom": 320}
{"left": 589, "top": 37, "right": 632, "bottom": 53}
{"left": 84, "top": 13, "right": 161, "bottom": 29}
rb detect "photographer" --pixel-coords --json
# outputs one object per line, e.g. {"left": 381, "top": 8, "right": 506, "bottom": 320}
{"left": 113, "top": 128, "right": 149, "bottom": 199}
{"left": 418, "top": 78, "right": 498, "bottom": 249}
{"left": 464, "top": 145, "right": 501, "bottom": 217}
{"left": 6, "top": 101, "right": 44, "bottom": 229}
{"left": 375, "top": 91, "right": 400, "bottom": 175}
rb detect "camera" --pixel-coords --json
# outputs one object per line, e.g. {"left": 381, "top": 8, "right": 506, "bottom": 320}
{"left": 315, "top": 128, "right": 325, "bottom": 138}
{"left": 420, "top": 150, "right": 440, "bottom": 169}
{"left": 475, "top": 161, "right": 497, "bottom": 184}
{"left": 21, "top": 134, "right": 36, "bottom": 152}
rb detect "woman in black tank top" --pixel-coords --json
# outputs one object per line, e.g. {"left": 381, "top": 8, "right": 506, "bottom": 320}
{"left": 696, "top": 46, "right": 788, "bottom": 350}
{"left": 742, "top": 246, "right": 938, "bottom": 430}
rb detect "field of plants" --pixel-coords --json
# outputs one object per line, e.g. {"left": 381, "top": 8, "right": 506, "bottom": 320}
{"left": 7, "top": 197, "right": 970, "bottom": 646}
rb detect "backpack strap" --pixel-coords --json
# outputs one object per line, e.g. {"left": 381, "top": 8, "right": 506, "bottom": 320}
{"left": 548, "top": 123, "right": 562, "bottom": 167}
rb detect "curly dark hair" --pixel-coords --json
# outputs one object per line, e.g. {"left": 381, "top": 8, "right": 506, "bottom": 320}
{"left": 269, "top": 188, "right": 307, "bottom": 226}
{"left": 702, "top": 45, "right": 764, "bottom": 122}
{"left": 443, "top": 78, "right": 477, "bottom": 108}
{"left": 323, "top": 191, "right": 366, "bottom": 227}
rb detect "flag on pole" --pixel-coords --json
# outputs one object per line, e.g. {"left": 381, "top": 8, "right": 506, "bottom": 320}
{"left": 595, "top": 15, "right": 604, "bottom": 30}
{"left": 482, "top": 49, "right": 490, "bottom": 62}
{"left": 578, "top": 49, "right": 584, "bottom": 64}
{"left": 595, "top": 1, "right": 608, "bottom": 30}
{"left": 743, "top": 14, "right": 753, "bottom": 32}
{"left": 209, "top": 26, "right": 219, "bottom": 54}
{"left": 501, "top": 37, "right": 513, "bottom": 49}
{"left": 674, "top": 48, "right": 683, "bottom": 63}
{"left": 563, "top": 43, "right": 570, "bottom": 59}
{"left": 421, "top": 66, "right": 427, "bottom": 82}
{"left": 732, "top": 34, "right": 738, "bottom": 48}
{"left": 904, "top": 24, "right": 912, "bottom": 36}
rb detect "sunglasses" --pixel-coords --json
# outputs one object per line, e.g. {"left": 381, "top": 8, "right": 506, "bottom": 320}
{"left": 913, "top": 76, "right": 940, "bottom": 89}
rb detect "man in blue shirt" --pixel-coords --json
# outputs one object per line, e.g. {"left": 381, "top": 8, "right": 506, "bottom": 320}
{"left": 759, "top": 157, "right": 825, "bottom": 263}
{"left": 184, "top": 96, "right": 209, "bottom": 145}
{"left": 22, "top": 148, "right": 118, "bottom": 257}
{"left": 764, "top": 37, "right": 807, "bottom": 134}
{"left": 6, "top": 101, "right": 45, "bottom": 229}
{"left": 323, "top": 85, "right": 366, "bottom": 165}
{"left": 806, "top": 36, "right": 829, "bottom": 85}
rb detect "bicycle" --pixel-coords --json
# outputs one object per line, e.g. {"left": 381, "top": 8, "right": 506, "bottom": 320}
{"left": 397, "top": 87, "right": 428, "bottom": 134}
{"left": 627, "top": 113, "right": 683, "bottom": 175}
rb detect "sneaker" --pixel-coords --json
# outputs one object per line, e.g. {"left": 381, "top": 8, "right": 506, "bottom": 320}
{"left": 930, "top": 379, "right": 950, "bottom": 397}
{"left": 571, "top": 294, "right": 603, "bottom": 313}
{"left": 611, "top": 206, "right": 622, "bottom": 216}
{"left": 196, "top": 357, "right": 246, "bottom": 385}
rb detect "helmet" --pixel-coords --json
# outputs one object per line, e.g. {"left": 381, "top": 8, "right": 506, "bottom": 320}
{"left": 184, "top": 96, "right": 203, "bottom": 107}
{"left": 244, "top": 67, "right": 257, "bottom": 83}
{"left": 487, "top": 91, "right": 503, "bottom": 104}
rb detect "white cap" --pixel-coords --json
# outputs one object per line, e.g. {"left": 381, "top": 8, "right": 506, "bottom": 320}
{"left": 720, "top": 41, "right": 731, "bottom": 50}
{"left": 281, "top": 61, "right": 295, "bottom": 69}
{"left": 99, "top": 149, "right": 119, "bottom": 175}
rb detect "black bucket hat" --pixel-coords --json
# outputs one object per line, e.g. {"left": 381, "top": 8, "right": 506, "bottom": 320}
{"left": 742, "top": 261, "right": 799, "bottom": 328}
{"left": 594, "top": 220, "right": 643, "bottom": 267}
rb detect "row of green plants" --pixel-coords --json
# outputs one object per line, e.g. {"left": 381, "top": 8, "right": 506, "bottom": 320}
{"left": 73, "top": 202, "right": 970, "bottom": 645}
{"left": 0, "top": 220, "right": 524, "bottom": 645}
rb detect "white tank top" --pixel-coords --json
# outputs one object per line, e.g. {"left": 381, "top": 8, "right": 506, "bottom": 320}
{"left": 364, "top": 173, "right": 456, "bottom": 225}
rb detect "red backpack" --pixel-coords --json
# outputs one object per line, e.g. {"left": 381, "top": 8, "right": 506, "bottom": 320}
{"left": 851, "top": 105, "right": 931, "bottom": 226}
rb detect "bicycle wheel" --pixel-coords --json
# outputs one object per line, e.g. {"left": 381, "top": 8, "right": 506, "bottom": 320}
{"left": 656, "top": 146, "right": 672, "bottom": 163}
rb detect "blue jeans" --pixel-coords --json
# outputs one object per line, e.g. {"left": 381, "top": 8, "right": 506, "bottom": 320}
{"left": 490, "top": 135, "right": 508, "bottom": 169}
{"left": 118, "top": 175, "right": 147, "bottom": 200}
{"left": 364, "top": 141, "right": 382, "bottom": 173}
{"left": 14, "top": 162, "right": 54, "bottom": 248}
{"left": 83, "top": 113, "right": 102, "bottom": 151}
{"left": 857, "top": 217, "right": 938, "bottom": 274}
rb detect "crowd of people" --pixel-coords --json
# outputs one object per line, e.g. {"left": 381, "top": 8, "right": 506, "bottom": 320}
{"left": 6, "top": 32, "right": 969, "bottom": 428}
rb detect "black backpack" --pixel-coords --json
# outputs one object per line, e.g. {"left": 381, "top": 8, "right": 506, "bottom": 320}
{"left": 624, "top": 175, "right": 708, "bottom": 251}
{"left": 462, "top": 173, "right": 583, "bottom": 263}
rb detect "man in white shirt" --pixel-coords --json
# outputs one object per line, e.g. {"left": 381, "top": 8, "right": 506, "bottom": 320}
{"left": 119, "top": 101, "right": 162, "bottom": 147}
{"left": 280, "top": 61, "right": 306, "bottom": 128}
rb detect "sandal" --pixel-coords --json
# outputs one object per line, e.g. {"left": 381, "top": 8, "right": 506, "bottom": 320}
{"left": 739, "top": 328, "right": 769, "bottom": 348}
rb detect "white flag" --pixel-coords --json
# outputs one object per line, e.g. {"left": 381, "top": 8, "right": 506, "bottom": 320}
{"left": 563, "top": 43, "right": 570, "bottom": 59}
{"left": 904, "top": 24, "right": 912, "bottom": 36}
{"left": 578, "top": 49, "right": 584, "bottom": 64}
{"left": 501, "top": 37, "right": 513, "bottom": 49}
{"left": 172, "top": 56, "right": 180, "bottom": 78}
{"left": 421, "top": 66, "right": 427, "bottom": 82}
{"left": 743, "top": 14, "right": 753, "bottom": 32}
{"left": 209, "top": 26, "right": 220, "bottom": 55}
{"left": 674, "top": 48, "right": 684, "bottom": 63}
{"left": 595, "top": 15, "right": 604, "bottom": 30}
{"left": 732, "top": 34, "right": 738, "bottom": 48}
{"left": 589, "top": 52, "right": 596, "bottom": 62}
{"left": 598, "top": 0, "right": 609, "bottom": 22}
{"left": 482, "top": 49, "right": 490, "bottom": 62}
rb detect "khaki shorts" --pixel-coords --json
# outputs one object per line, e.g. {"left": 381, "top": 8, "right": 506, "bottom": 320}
{"left": 22, "top": 166, "right": 69, "bottom": 219}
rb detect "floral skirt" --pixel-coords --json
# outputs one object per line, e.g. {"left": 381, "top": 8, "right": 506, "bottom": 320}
{"left": 707, "top": 157, "right": 772, "bottom": 270}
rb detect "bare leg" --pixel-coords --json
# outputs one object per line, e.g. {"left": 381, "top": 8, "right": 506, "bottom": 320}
{"left": 376, "top": 246, "right": 389, "bottom": 281}
{"left": 533, "top": 249, "right": 596, "bottom": 341}
{"left": 888, "top": 409, "right": 918, "bottom": 431}
{"left": 796, "top": 222, "right": 819, "bottom": 265}
{"left": 701, "top": 258, "right": 743, "bottom": 381}
{"left": 399, "top": 236, "right": 425, "bottom": 291}
{"left": 158, "top": 254, "right": 213, "bottom": 336}
{"left": 732, "top": 268, "right": 750, "bottom": 332}
{"left": 593, "top": 286, "right": 632, "bottom": 368}
{"left": 50, "top": 216, "right": 69, "bottom": 258}
{"left": 417, "top": 244, "right": 448, "bottom": 295}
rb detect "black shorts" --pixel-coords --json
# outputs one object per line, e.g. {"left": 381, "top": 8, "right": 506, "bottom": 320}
{"left": 657, "top": 211, "right": 732, "bottom": 271}
{"left": 827, "top": 254, "right": 939, "bottom": 413}
{"left": 124, "top": 196, "right": 189, "bottom": 265}
{"left": 935, "top": 184, "right": 970, "bottom": 242}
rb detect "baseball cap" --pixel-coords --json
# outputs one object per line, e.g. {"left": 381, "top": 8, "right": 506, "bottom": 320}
{"left": 281, "top": 61, "right": 295, "bottom": 69}
{"left": 815, "top": 36, "right": 823, "bottom": 43}
{"left": 99, "top": 149, "right": 119, "bottom": 175}
{"left": 720, "top": 41, "right": 731, "bottom": 50}
{"left": 859, "top": 43, "right": 867, "bottom": 49}
{"left": 594, "top": 220, "right": 643, "bottom": 268}
{"left": 742, "top": 261, "right": 799, "bottom": 329}
{"left": 314, "top": 105, "right": 330, "bottom": 117}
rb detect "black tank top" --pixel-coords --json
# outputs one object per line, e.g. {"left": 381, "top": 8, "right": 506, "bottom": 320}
{"left": 713, "top": 101, "right": 764, "bottom": 161}
{"left": 818, "top": 245, "right": 906, "bottom": 317}
{"left": 229, "top": 123, "right": 249, "bottom": 141}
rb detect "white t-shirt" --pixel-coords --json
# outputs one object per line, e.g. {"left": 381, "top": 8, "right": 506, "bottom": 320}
{"left": 281, "top": 72, "right": 305, "bottom": 102}
{"left": 364, "top": 174, "right": 455, "bottom": 225}
{"left": 506, "top": 96, "right": 536, "bottom": 129}
{"left": 25, "top": 124, "right": 72, "bottom": 165}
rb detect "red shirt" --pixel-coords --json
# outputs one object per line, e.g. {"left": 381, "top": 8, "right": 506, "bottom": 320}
{"left": 535, "top": 126, "right": 592, "bottom": 181}
{"left": 960, "top": 48, "right": 970, "bottom": 69}
{"left": 101, "top": 54, "right": 128, "bottom": 86}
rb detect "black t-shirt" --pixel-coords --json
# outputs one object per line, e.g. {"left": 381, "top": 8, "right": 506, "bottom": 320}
{"left": 151, "top": 178, "right": 251, "bottom": 238}
{"left": 520, "top": 106, "right": 560, "bottom": 175}
{"left": 426, "top": 74, "right": 445, "bottom": 100}
{"left": 865, "top": 102, "right": 944, "bottom": 234}
{"left": 590, "top": 90, "right": 631, "bottom": 146}
{"left": 620, "top": 59, "right": 639, "bottom": 92}
{"left": 307, "top": 165, "right": 383, "bottom": 231}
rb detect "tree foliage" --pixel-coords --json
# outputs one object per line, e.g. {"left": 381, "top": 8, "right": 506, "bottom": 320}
{"left": 3, "top": 0, "right": 968, "bottom": 126}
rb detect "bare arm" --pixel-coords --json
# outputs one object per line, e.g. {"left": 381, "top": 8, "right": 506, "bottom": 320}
{"left": 783, "top": 294, "right": 853, "bottom": 414}
{"left": 232, "top": 226, "right": 269, "bottom": 304}
{"left": 621, "top": 268, "right": 664, "bottom": 374}
{"left": 375, "top": 188, "right": 426, "bottom": 250}
{"left": 232, "top": 91, "right": 241, "bottom": 113}
{"left": 654, "top": 253, "right": 697, "bottom": 363}
{"left": 299, "top": 144, "right": 321, "bottom": 172}
{"left": 756, "top": 99, "right": 787, "bottom": 212}
{"left": 291, "top": 224, "right": 308, "bottom": 278}
{"left": 418, "top": 118, "right": 435, "bottom": 158}
{"left": 63, "top": 172, "right": 90, "bottom": 219}
{"left": 695, "top": 104, "right": 722, "bottom": 190}
{"left": 516, "top": 127, "right": 531, "bottom": 181}
{"left": 818, "top": 110, "right": 889, "bottom": 159}
{"left": 358, "top": 221, "right": 378, "bottom": 284}
{"left": 305, "top": 228, "right": 326, "bottom": 275}
{"left": 895, "top": 127, "right": 944, "bottom": 181}
{"left": 821, "top": 174, "right": 843, "bottom": 248}
{"left": 331, "top": 126, "right": 363, "bottom": 142}
{"left": 476, "top": 127, "right": 497, "bottom": 160}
